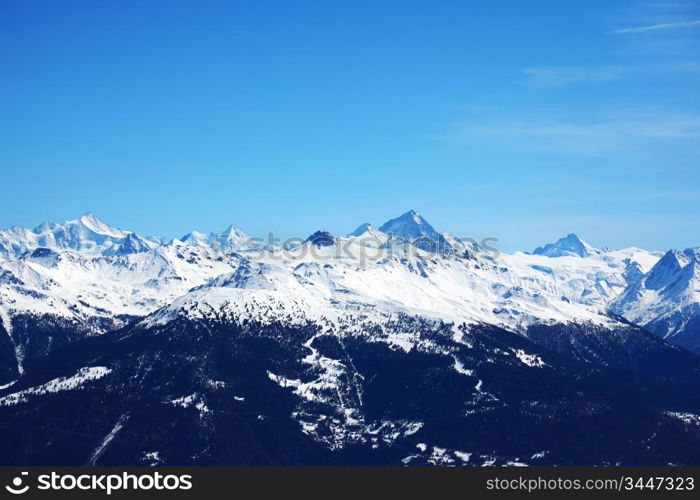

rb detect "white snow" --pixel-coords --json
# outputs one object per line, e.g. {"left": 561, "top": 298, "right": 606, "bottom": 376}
{"left": 611, "top": 248, "right": 700, "bottom": 342}
{"left": 0, "top": 237, "right": 239, "bottom": 329}
{"left": 513, "top": 349, "right": 547, "bottom": 368}
{"left": 143, "top": 451, "right": 162, "bottom": 466}
{"left": 666, "top": 412, "right": 700, "bottom": 426}
{"left": 0, "top": 366, "right": 112, "bottom": 406}
{"left": 0, "top": 380, "right": 16, "bottom": 390}
{"left": 403, "top": 444, "right": 475, "bottom": 465}
{"left": 2, "top": 211, "right": 689, "bottom": 354}
{"left": 169, "top": 393, "right": 211, "bottom": 417}
{"left": 143, "top": 239, "right": 659, "bottom": 338}
{"left": 0, "top": 304, "right": 23, "bottom": 375}
{"left": 89, "top": 414, "right": 128, "bottom": 465}
{"left": 453, "top": 357, "right": 474, "bottom": 376}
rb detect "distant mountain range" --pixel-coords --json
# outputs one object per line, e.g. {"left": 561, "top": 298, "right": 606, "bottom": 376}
{"left": 0, "top": 210, "right": 699, "bottom": 465}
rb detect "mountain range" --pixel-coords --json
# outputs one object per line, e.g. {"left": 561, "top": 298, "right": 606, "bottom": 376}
{"left": 0, "top": 210, "right": 699, "bottom": 465}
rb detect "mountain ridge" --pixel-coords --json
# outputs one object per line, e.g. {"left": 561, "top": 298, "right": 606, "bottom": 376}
{"left": 0, "top": 210, "right": 695, "bottom": 376}
{"left": 0, "top": 210, "right": 699, "bottom": 466}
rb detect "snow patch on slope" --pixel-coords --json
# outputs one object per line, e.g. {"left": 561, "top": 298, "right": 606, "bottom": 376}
{"left": 0, "top": 366, "right": 112, "bottom": 406}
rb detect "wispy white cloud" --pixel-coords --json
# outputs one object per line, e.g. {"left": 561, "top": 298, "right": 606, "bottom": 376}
{"left": 523, "top": 66, "right": 634, "bottom": 87}
{"left": 523, "top": 61, "right": 700, "bottom": 86}
{"left": 611, "top": 18, "right": 700, "bottom": 34}
{"left": 431, "top": 111, "right": 700, "bottom": 156}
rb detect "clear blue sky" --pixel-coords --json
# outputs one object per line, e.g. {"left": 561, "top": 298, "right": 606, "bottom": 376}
{"left": 1, "top": 0, "right": 698, "bottom": 252}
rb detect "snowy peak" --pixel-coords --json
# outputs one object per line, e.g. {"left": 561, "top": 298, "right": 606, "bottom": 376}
{"left": 180, "top": 224, "right": 251, "bottom": 252}
{"left": 683, "top": 247, "right": 700, "bottom": 263}
{"left": 344, "top": 223, "right": 389, "bottom": 249}
{"left": 532, "top": 233, "right": 599, "bottom": 258}
{"left": 221, "top": 224, "right": 246, "bottom": 239}
{"left": 180, "top": 231, "right": 209, "bottom": 247}
{"left": 610, "top": 247, "right": 700, "bottom": 351}
{"left": 46, "top": 212, "right": 150, "bottom": 254}
{"left": 76, "top": 212, "right": 128, "bottom": 239}
{"left": 0, "top": 213, "right": 152, "bottom": 258}
{"left": 25, "top": 247, "right": 62, "bottom": 268}
{"left": 348, "top": 223, "right": 374, "bottom": 237}
{"left": 379, "top": 210, "right": 439, "bottom": 240}
{"left": 306, "top": 231, "right": 335, "bottom": 247}
{"left": 378, "top": 210, "right": 452, "bottom": 252}
{"left": 103, "top": 232, "right": 153, "bottom": 256}
{"left": 645, "top": 249, "right": 690, "bottom": 290}
{"left": 213, "top": 224, "right": 250, "bottom": 251}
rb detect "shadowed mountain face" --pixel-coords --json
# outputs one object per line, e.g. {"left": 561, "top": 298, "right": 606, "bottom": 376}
{"left": 1, "top": 211, "right": 700, "bottom": 465}
{"left": 378, "top": 210, "right": 453, "bottom": 253}
{"left": 305, "top": 231, "right": 335, "bottom": 247}
{"left": 1, "top": 313, "right": 700, "bottom": 466}
{"left": 611, "top": 248, "right": 700, "bottom": 353}
{"left": 379, "top": 210, "right": 441, "bottom": 241}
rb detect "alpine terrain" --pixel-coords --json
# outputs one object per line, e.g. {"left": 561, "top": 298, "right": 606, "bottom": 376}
{"left": 1, "top": 210, "right": 699, "bottom": 466}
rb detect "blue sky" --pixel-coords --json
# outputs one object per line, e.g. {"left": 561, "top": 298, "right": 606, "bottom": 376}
{"left": 1, "top": 0, "right": 698, "bottom": 252}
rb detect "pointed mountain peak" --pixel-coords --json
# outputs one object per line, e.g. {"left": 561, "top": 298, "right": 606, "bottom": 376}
{"left": 214, "top": 224, "right": 250, "bottom": 251}
{"left": 220, "top": 224, "right": 248, "bottom": 238}
{"left": 378, "top": 210, "right": 454, "bottom": 253}
{"left": 306, "top": 230, "right": 335, "bottom": 247}
{"left": 79, "top": 211, "right": 105, "bottom": 227}
{"left": 76, "top": 212, "right": 127, "bottom": 238}
{"left": 379, "top": 210, "right": 439, "bottom": 240}
{"left": 348, "top": 223, "right": 375, "bottom": 237}
{"left": 181, "top": 230, "right": 208, "bottom": 242}
{"left": 103, "top": 232, "right": 153, "bottom": 256}
{"left": 532, "top": 233, "right": 599, "bottom": 258}
{"left": 682, "top": 247, "right": 700, "bottom": 264}
{"left": 643, "top": 249, "right": 695, "bottom": 291}
{"left": 180, "top": 225, "right": 250, "bottom": 251}
{"left": 80, "top": 211, "right": 99, "bottom": 220}
{"left": 653, "top": 249, "right": 690, "bottom": 272}
{"left": 398, "top": 209, "right": 423, "bottom": 223}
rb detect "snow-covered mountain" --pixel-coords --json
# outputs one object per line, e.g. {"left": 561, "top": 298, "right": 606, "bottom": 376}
{"left": 181, "top": 224, "right": 251, "bottom": 252}
{"left": 1, "top": 210, "right": 699, "bottom": 465}
{"left": 532, "top": 233, "right": 601, "bottom": 258}
{"left": 305, "top": 230, "right": 336, "bottom": 247}
{"left": 348, "top": 222, "right": 374, "bottom": 237}
{"left": 378, "top": 209, "right": 454, "bottom": 253}
{"left": 379, "top": 210, "right": 436, "bottom": 239}
{"left": 0, "top": 210, "right": 686, "bottom": 365}
{"left": 346, "top": 223, "right": 391, "bottom": 249}
{"left": 147, "top": 243, "right": 629, "bottom": 333}
{"left": 611, "top": 247, "right": 700, "bottom": 352}
{"left": 0, "top": 212, "right": 157, "bottom": 259}
{"left": 4, "top": 295, "right": 700, "bottom": 466}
